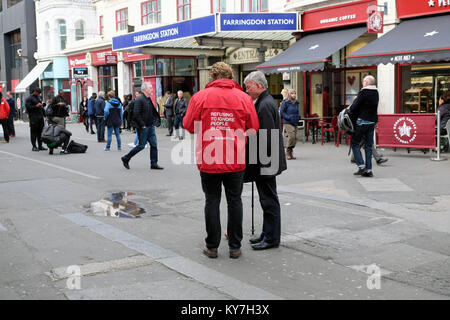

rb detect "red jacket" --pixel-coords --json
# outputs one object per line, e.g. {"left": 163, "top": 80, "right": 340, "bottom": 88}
{"left": 0, "top": 98, "right": 10, "bottom": 119}
{"left": 183, "top": 79, "right": 259, "bottom": 173}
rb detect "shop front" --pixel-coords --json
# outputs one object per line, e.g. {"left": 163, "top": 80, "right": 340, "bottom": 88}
{"left": 68, "top": 53, "right": 89, "bottom": 116}
{"left": 347, "top": 0, "right": 450, "bottom": 114}
{"left": 258, "top": 0, "right": 378, "bottom": 118}
{"left": 90, "top": 48, "right": 118, "bottom": 96}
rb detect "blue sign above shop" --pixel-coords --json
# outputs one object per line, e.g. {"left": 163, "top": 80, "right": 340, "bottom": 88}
{"left": 112, "top": 13, "right": 300, "bottom": 51}
{"left": 112, "top": 15, "right": 216, "bottom": 51}
{"left": 220, "top": 13, "right": 298, "bottom": 31}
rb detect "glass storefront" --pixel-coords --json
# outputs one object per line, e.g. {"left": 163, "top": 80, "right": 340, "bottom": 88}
{"left": 400, "top": 64, "right": 450, "bottom": 113}
{"left": 98, "top": 65, "right": 118, "bottom": 95}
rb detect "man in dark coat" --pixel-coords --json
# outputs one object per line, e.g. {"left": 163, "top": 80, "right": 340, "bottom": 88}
{"left": 349, "top": 75, "right": 379, "bottom": 178}
{"left": 6, "top": 92, "right": 16, "bottom": 137}
{"left": 49, "top": 89, "right": 69, "bottom": 127}
{"left": 87, "top": 93, "right": 97, "bottom": 134}
{"left": 244, "top": 71, "right": 287, "bottom": 251}
{"left": 25, "top": 88, "right": 47, "bottom": 151}
{"left": 121, "top": 82, "right": 162, "bottom": 170}
{"left": 173, "top": 90, "right": 188, "bottom": 140}
{"left": 94, "top": 91, "right": 106, "bottom": 142}
{"left": 163, "top": 91, "right": 174, "bottom": 136}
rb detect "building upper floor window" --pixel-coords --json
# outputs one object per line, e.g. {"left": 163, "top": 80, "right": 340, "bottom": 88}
{"left": 241, "top": 0, "right": 268, "bottom": 12}
{"left": 177, "top": 0, "right": 191, "bottom": 21}
{"left": 75, "top": 20, "right": 85, "bottom": 41}
{"left": 58, "top": 20, "right": 67, "bottom": 50}
{"left": 211, "top": 0, "right": 226, "bottom": 13}
{"left": 116, "top": 8, "right": 128, "bottom": 31}
{"left": 7, "top": 0, "right": 22, "bottom": 8}
{"left": 142, "top": 0, "right": 161, "bottom": 25}
{"left": 99, "top": 16, "right": 104, "bottom": 35}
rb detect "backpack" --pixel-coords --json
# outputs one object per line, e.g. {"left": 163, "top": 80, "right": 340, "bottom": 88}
{"left": 67, "top": 140, "right": 88, "bottom": 153}
{"left": 41, "top": 124, "right": 58, "bottom": 144}
{"left": 338, "top": 108, "right": 355, "bottom": 134}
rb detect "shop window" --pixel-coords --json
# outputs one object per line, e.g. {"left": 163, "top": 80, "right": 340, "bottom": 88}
{"left": 99, "top": 66, "right": 117, "bottom": 77}
{"left": 177, "top": 0, "right": 191, "bottom": 21}
{"left": 75, "top": 20, "right": 85, "bottom": 41}
{"left": 142, "top": 0, "right": 161, "bottom": 25}
{"left": 144, "top": 59, "right": 155, "bottom": 76}
{"left": 211, "top": 0, "right": 226, "bottom": 13}
{"left": 241, "top": 0, "right": 268, "bottom": 12}
{"left": 7, "top": 0, "right": 22, "bottom": 8}
{"left": 156, "top": 58, "right": 172, "bottom": 76}
{"left": 133, "top": 61, "right": 143, "bottom": 77}
{"left": 58, "top": 20, "right": 67, "bottom": 50}
{"left": 174, "top": 58, "right": 194, "bottom": 76}
{"left": 99, "top": 16, "right": 104, "bottom": 36}
{"left": 116, "top": 8, "right": 128, "bottom": 31}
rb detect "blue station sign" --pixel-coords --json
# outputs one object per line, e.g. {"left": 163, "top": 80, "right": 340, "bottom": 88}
{"left": 112, "top": 13, "right": 300, "bottom": 51}
{"left": 220, "top": 13, "right": 299, "bottom": 32}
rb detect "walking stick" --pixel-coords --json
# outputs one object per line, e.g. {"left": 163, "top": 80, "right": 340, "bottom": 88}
{"left": 251, "top": 181, "right": 255, "bottom": 236}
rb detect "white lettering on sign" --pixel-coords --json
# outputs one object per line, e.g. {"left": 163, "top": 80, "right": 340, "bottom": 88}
{"left": 428, "top": 0, "right": 449, "bottom": 7}
{"left": 134, "top": 32, "right": 160, "bottom": 43}
{"left": 223, "top": 18, "right": 294, "bottom": 26}
{"left": 320, "top": 14, "right": 356, "bottom": 24}
{"left": 160, "top": 27, "right": 179, "bottom": 38}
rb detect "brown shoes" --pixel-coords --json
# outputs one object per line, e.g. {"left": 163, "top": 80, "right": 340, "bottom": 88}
{"left": 203, "top": 248, "right": 218, "bottom": 258}
{"left": 286, "top": 148, "right": 296, "bottom": 160}
{"left": 229, "top": 249, "right": 241, "bottom": 259}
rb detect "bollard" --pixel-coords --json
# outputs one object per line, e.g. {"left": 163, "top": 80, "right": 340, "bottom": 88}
{"left": 431, "top": 111, "right": 447, "bottom": 161}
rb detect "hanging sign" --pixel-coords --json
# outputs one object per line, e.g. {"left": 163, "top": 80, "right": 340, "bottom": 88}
{"left": 368, "top": 10, "right": 384, "bottom": 33}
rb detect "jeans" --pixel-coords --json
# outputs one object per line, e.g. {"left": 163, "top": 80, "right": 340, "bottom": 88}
{"left": 7, "top": 115, "right": 15, "bottom": 136}
{"left": 106, "top": 126, "right": 121, "bottom": 150}
{"left": 174, "top": 115, "right": 185, "bottom": 138}
{"left": 122, "top": 126, "right": 158, "bottom": 166}
{"left": 351, "top": 123, "right": 376, "bottom": 171}
{"left": 255, "top": 176, "right": 281, "bottom": 245}
{"left": 96, "top": 117, "right": 105, "bottom": 141}
{"left": 200, "top": 171, "right": 245, "bottom": 250}
{"left": 89, "top": 115, "right": 96, "bottom": 133}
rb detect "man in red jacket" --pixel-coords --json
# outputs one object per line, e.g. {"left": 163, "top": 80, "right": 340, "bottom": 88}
{"left": 184, "top": 62, "right": 259, "bottom": 259}
{"left": 0, "top": 92, "right": 10, "bottom": 143}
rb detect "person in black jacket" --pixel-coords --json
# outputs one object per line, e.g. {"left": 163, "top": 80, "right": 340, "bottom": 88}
{"left": 244, "top": 71, "right": 287, "bottom": 251}
{"left": 95, "top": 91, "right": 106, "bottom": 142}
{"left": 121, "top": 82, "right": 162, "bottom": 170}
{"left": 25, "top": 88, "right": 47, "bottom": 152}
{"left": 349, "top": 75, "right": 379, "bottom": 177}
{"left": 163, "top": 91, "right": 175, "bottom": 136}
{"left": 49, "top": 89, "right": 70, "bottom": 127}
{"left": 79, "top": 96, "right": 89, "bottom": 133}
{"left": 174, "top": 90, "right": 188, "bottom": 140}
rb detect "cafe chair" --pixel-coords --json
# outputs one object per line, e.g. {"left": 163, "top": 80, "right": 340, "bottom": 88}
{"left": 320, "top": 116, "right": 338, "bottom": 145}
{"left": 336, "top": 129, "right": 351, "bottom": 147}
{"left": 305, "top": 113, "right": 319, "bottom": 143}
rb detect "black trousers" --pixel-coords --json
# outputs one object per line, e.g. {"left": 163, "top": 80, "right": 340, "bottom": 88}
{"left": 200, "top": 171, "right": 244, "bottom": 250}
{"left": 0, "top": 119, "right": 9, "bottom": 142}
{"left": 30, "top": 123, "right": 44, "bottom": 148}
{"left": 255, "top": 176, "right": 281, "bottom": 245}
{"left": 7, "top": 115, "right": 15, "bottom": 136}
{"left": 166, "top": 115, "right": 174, "bottom": 135}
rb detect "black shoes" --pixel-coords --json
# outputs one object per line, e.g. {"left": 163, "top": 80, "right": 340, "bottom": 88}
{"left": 251, "top": 241, "right": 280, "bottom": 250}
{"left": 39, "top": 146, "right": 47, "bottom": 151}
{"left": 151, "top": 165, "right": 164, "bottom": 170}
{"left": 354, "top": 167, "right": 365, "bottom": 175}
{"left": 49, "top": 149, "right": 54, "bottom": 155}
{"left": 361, "top": 171, "right": 373, "bottom": 177}
{"left": 32, "top": 147, "right": 39, "bottom": 151}
{"left": 376, "top": 158, "right": 388, "bottom": 165}
{"left": 249, "top": 235, "right": 264, "bottom": 244}
{"left": 203, "top": 248, "right": 218, "bottom": 259}
{"left": 121, "top": 157, "right": 130, "bottom": 169}
{"left": 90, "top": 131, "right": 96, "bottom": 135}
{"left": 229, "top": 249, "right": 241, "bottom": 259}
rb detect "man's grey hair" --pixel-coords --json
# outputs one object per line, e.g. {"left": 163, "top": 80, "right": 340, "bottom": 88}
{"left": 98, "top": 91, "right": 105, "bottom": 98}
{"left": 244, "top": 71, "right": 268, "bottom": 89}
{"left": 363, "top": 75, "right": 376, "bottom": 86}
{"left": 288, "top": 88, "right": 296, "bottom": 94}
{"left": 177, "top": 90, "right": 183, "bottom": 95}
{"left": 141, "top": 82, "right": 152, "bottom": 91}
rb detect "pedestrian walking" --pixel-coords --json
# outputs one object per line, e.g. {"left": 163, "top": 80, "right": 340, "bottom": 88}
{"left": 88, "top": 93, "right": 97, "bottom": 134}
{"left": 163, "top": 91, "right": 175, "bottom": 136}
{"left": 174, "top": 90, "right": 188, "bottom": 140}
{"left": 6, "top": 92, "right": 16, "bottom": 137}
{"left": 0, "top": 92, "right": 10, "bottom": 143}
{"left": 183, "top": 62, "right": 259, "bottom": 259}
{"left": 243, "top": 71, "right": 287, "bottom": 251}
{"left": 104, "top": 91, "right": 123, "bottom": 151}
{"left": 25, "top": 88, "right": 47, "bottom": 152}
{"left": 95, "top": 91, "right": 106, "bottom": 142}
{"left": 121, "top": 82, "right": 163, "bottom": 170}
{"left": 79, "top": 96, "right": 89, "bottom": 133}
{"left": 280, "top": 89, "right": 300, "bottom": 160}
{"left": 350, "top": 75, "right": 379, "bottom": 177}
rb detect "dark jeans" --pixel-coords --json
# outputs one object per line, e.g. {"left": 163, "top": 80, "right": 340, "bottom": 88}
{"left": 82, "top": 115, "right": 89, "bottom": 132}
{"left": 89, "top": 115, "right": 96, "bottom": 133}
{"left": 30, "top": 123, "right": 44, "bottom": 148}
{"left": 174, "top": 115, "right": 185, "bottom": 138}
{"left": 96, "top": 116, "right": 105, "bottom": 141}
{"left": 200, "top": 171, "right": 244, "bottom": 250}
{"left": 255, "top": 176, "right": 281, "bottom": 245}
{"left": 7, "top": 115, "right": 15, "bottom": 136}
{"left": 351, "top": 123, "right": 376, "bottom": 171}
{"left": 0, "top": 119, "right": 9, "bottom": 142}
{"left": 122, "top": 126, "right": 158, "bottom": 166}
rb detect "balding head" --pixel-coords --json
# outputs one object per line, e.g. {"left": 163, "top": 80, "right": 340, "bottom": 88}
{"left": 363, "top": 75, "right": 376, "bottom": 86}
